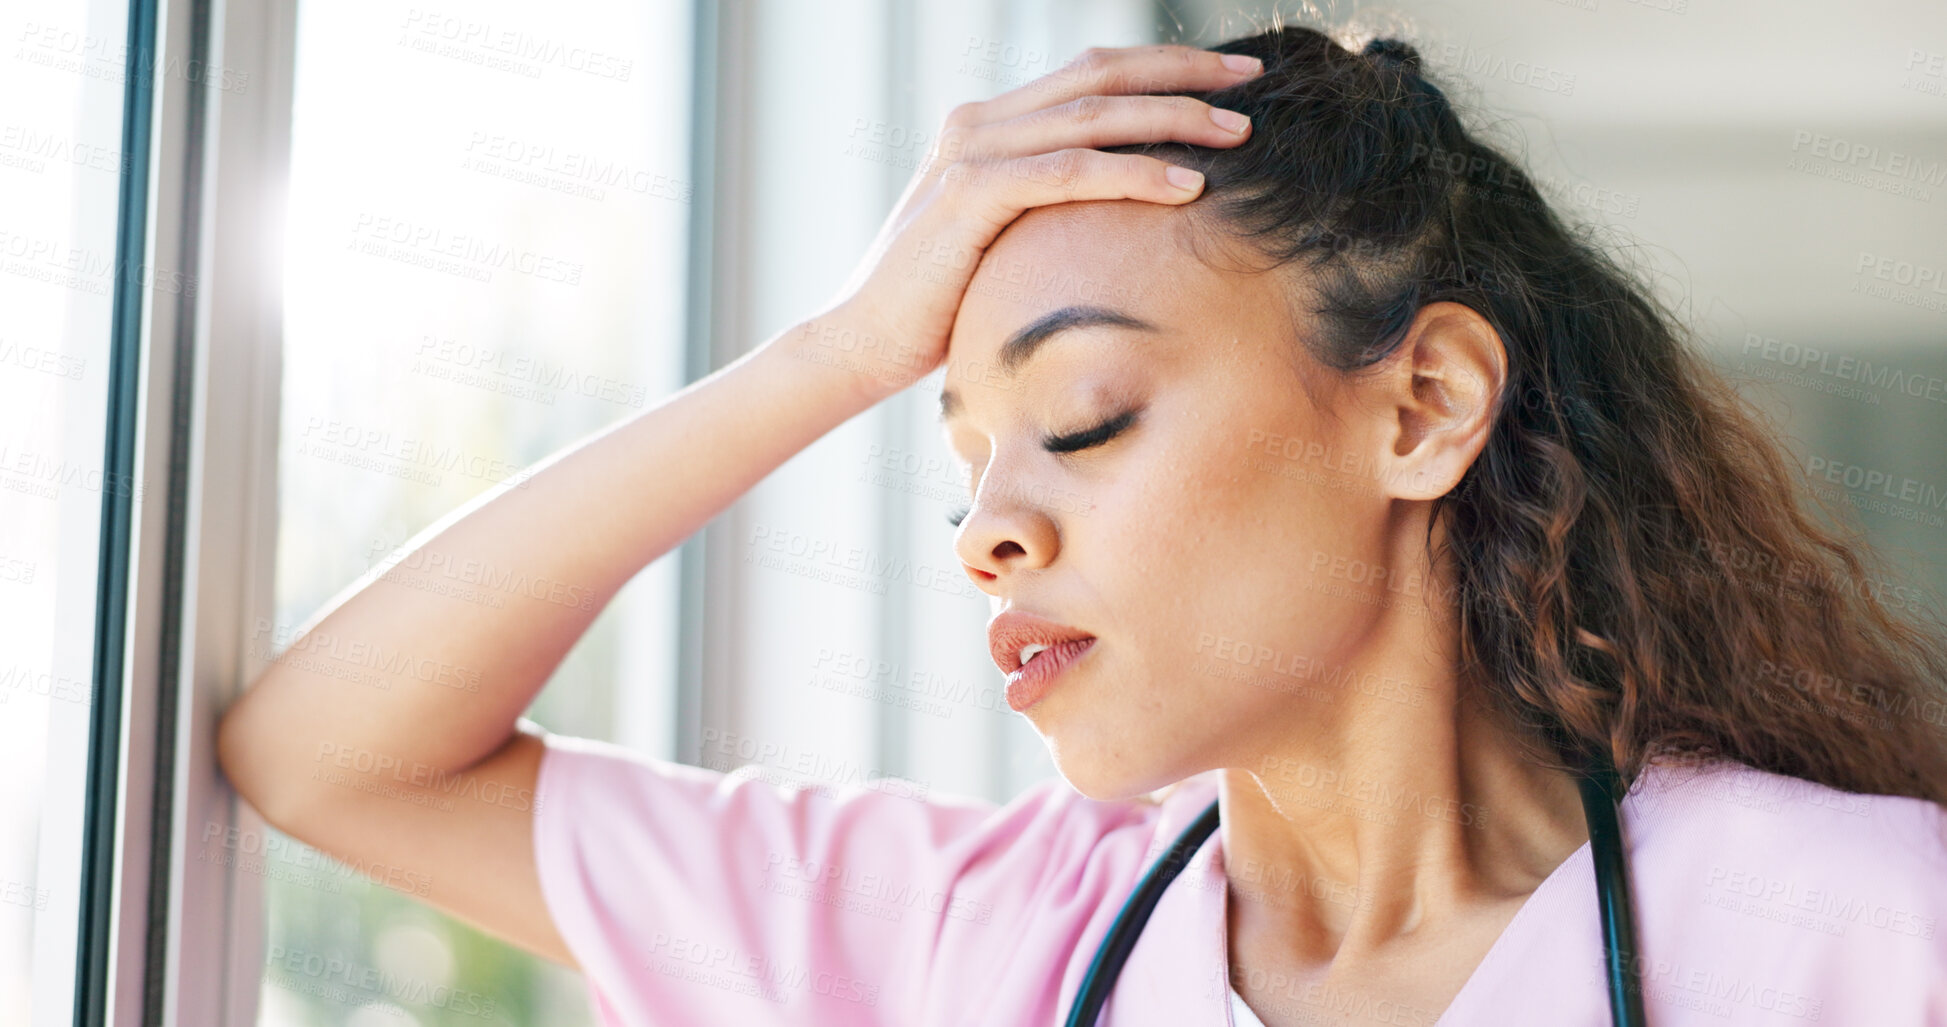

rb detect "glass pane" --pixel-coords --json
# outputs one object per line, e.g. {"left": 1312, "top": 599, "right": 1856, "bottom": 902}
{"left": 260, "top": 1, "right": 690, "bottom": 1024}
{"left": 0, "top": 1, "right": 137, "bottom": 1024}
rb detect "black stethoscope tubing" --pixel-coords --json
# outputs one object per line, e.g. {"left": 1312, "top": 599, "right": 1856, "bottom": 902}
{"left": 1062, "top": 756, "right": 1645, "bottom": 1026}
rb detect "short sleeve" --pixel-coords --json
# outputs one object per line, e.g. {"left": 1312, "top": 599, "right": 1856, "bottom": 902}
{"left": 531, "top": 731, "right": 1152, "bottom": 1026}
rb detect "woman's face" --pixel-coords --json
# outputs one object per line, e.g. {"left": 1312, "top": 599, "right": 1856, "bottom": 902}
{"left": 941, "top": 199, "right": 1439, "bottom": 802}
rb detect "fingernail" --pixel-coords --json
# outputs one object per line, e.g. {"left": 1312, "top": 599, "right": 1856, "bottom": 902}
{"left": 1166, "top": 165, "right": 1204, "bottom": 192}
{"left": 1209, "top": 107, "right": 1250, "bottom": 133}
{"left": 1220, "top": 53, "right": 1263, "bottom": 74}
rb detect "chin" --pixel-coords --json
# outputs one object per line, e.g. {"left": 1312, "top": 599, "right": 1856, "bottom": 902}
{"left": 1027, "top": 669, "right": 1196, "bottom": 803}
{"left": 1041, "top": 732, "right": 1184, "bottom": 804}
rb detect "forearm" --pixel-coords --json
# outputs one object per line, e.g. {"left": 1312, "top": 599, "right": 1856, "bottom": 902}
{"left": 218, "top": 312, "right": 890, "bottom": 812}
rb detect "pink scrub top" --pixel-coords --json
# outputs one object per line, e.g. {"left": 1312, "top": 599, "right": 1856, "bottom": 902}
{"left": 532, "top": 731, "right": 1947, "bottom": 1026}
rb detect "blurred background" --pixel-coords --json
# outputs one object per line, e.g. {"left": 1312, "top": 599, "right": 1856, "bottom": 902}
{"left": 4, "top": 0, "right": 1944, "bottom": 1023}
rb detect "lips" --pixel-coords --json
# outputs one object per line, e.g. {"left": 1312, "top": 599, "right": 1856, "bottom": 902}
{"left": 987, "top": 610, "right": 1096, "bottom": 678}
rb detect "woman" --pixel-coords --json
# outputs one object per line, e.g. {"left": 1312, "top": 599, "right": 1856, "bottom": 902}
{"left": 218, "top": 24, "right": 1947, "bottom": 1027}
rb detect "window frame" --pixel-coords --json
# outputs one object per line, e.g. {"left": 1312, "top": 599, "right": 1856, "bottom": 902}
{"left": 103, "top": 0, "right": 299, "bottom": 1022}
{"left": 112, "top": 0, "right": 722, "bottom": 1022}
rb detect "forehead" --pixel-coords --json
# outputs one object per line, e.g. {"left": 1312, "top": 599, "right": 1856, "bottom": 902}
{"left": 949, "top": 200, "right": 1206, "bottom": 356}
{"left": 939, "top": 200, "right": 1292, "bottom": 421}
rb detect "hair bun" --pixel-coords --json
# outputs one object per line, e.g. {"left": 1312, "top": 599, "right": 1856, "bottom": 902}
{"left": 1361, "top": 37, "right": 1422, "bottom": 73}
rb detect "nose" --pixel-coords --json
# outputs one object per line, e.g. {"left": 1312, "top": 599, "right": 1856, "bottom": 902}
{"left": 953, "top": 472, "right": 1060, "bottom": 590}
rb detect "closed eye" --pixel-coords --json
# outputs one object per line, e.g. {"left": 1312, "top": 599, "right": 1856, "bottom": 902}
{"left": 946, "top": 408, "right": 1140, "bottom": 527}
{"left": 1044, "top": 408, "right": 1140, "bottom": 454}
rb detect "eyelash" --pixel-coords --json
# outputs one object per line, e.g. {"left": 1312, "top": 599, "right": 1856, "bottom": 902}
{"left": 1045, "top": 407, "right": 1140, "bottom": 454}
{"left": 946, "top": 408, "right": 1139, "bottom": 527}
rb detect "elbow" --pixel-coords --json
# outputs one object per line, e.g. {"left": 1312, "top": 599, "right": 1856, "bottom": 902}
{"left": 216, "top": 679, "right": 305, "bottom": 829}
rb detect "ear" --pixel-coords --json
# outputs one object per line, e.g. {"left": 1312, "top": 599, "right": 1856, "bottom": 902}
{"left": 1369, "top": 301, "right": 1507, "bottom": 501}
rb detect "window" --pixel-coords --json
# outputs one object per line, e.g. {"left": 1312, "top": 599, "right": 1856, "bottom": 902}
{"left": 258, "top": 1, "right": 693, "bottom": 1023}
{"left": 0, "top": 0, "right": 142, "bottom": 1022}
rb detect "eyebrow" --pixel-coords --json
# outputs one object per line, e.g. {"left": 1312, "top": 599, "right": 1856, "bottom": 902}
{"left": 937, "top": 304, "right": 1160, "bottom": 423}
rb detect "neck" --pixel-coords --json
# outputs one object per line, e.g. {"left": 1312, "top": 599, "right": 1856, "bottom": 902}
{"left": 1215, "top": 616, "right": 1589, "bottom": 968}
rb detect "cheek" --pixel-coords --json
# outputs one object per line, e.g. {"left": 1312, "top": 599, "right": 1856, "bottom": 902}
{"left": 1173, "top": 398, "right": 1330, "bottom": 558}
{"left": 1133, "top": 398, "right": 1381, "bottom": 687}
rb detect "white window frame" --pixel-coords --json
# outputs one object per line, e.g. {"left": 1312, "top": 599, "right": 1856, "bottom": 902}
{"left": 112, "top": 0, "right": 296, "bottom": 1021}
{"left": 119, "top": 0, "right": 714, "bottom": 1021}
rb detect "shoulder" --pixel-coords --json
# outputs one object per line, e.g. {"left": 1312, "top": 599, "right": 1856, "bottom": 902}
{"left": 1621, "top": 758, "right": 1947, "bottom": 1020}
{"left": 528, "top": 732, "right": 1211, "bottom": 1024}
{"left": 1626, "top": 756, "right": 1947, "bottom": 883}
{"left": 532, "top": 729, "right": 1202, "bottom": 897}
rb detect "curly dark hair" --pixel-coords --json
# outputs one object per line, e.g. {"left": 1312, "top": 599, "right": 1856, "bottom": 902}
{"left": 1104, "top": 24, "right": 1947, "bottom": 802}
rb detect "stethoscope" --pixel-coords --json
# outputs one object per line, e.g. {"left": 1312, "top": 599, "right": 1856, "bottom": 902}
{"left": 1062, "top": 754, "right": 1646, "bottom": 1026}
